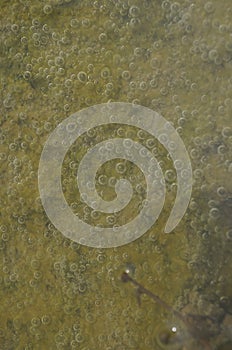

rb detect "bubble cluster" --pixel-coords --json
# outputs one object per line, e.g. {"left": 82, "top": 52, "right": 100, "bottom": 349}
{"left": 1, "top": 0, "right": 231, "bottom": 349}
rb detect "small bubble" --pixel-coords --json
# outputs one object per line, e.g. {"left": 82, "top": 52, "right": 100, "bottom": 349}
{"left": 190, "top": 148, "right": 200, "bottom": 159}
{"left": 121, "top": 70, "right": 131, "bottom": 80}
{"left": 106, "top": 82, "right": 113, "bottom": 91}
{"left": 70, "top": 18, "right": 79, "bottom": 28}
{"left": 204, "top": 2, "right": 214, "bottom": 13}
{"left": 129, "top": 81, "right": 136, "bottom": 90}
{"left": 129, "top": 6, "right": 140, "bottom": 17}
{"left": 41, "top": 315, "right": 51, "bottom": 325}
{"left": 193, "top": 168, "right": 203, "bottom": 179}
{"left": 134, "top": 47, "right": 143, "bottom": 57}
{"left": 57, "top": 67, "right": 65, "bottom": 76}
{"left": 165, "top": 169, "right": 176, "bottom": 183}
{"left": 70, "top": 263, "right": 78, "bottom": 272}
{"left": 34, "top": 271, "right": 42, "bottom": 280}
{"left": 98, "top": 175, "right": 107, "bottom": 185}
{"left": 31, "top": 259, "right": 40, "bottom": 269}
{"left": 160, "top": 86, "right": 168, "bottom": 96}
{"left": 115, "top": 162, "right": 126, "bottom": 174}
{"left": 170, "top": 2, "right": 180, "bottom": 12}
{"left": 23, "top": 71, "right": 31, "bottom": 80}
{"left": 108, "top": 177, "right": 117, "bottom": 187}
{"left": 31, "top": 317, "right": 41, "bottom": 327}
{"left": 106, "top": 215, "right": 116, "bottom": 225}
{"left": 82, "top": 18, "right": 91, "bottom": 28}
{"left": 209, "top": 207, "right": 220, "bottom": 219}
{"left": 222, "top": 127, "right": 231, "bottom": 138}
{"left": 226, "top": 229, "right": 232, "bottom": 240}
{"left": 225, "top": 40, "right": 232, "bottom": 52}
{"left": 64, "top": 79, "right": 72, "bottom": 88}
{"left": 139, "top": 81, "right": 147, "bottom": 91}
{"left": 91, "top": 210, "right": 100, "bottom": 220}
{"left": 99, "top": 32, "right": 107, "bottom": 42}
{"left": 78, "top": 284, "right": 86, "bottom": 293}
{"left": 150, "top": 78, "right": 158, "bottom": 88}
{"left": 116, "top": 127, "right": 124, "bottom": 137}
{"left": 217, "top": 144, "right": 227, "bottom": 155}
{"left": 2, "top": 229, "right": 9, "bottom": 242}
{"left": 123, "top": 139, "right": 133, "bottom": 149}
{"left": 101, "top": 67, "right": 111, "bottom": 79}
{"left": 161, "top": 1, "right": 170, "bottom": 10}
{"left": 217, "top": 186, "right": 227, "bottom": 198}
{"left": 43, "top": 4, "right": 53, "bottom": 15}
{"left": 77, "top": 71, "right": 87, "bottom": 83}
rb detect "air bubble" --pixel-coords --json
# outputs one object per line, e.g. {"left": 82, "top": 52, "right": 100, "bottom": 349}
{"left": 160, "top": 87, "right": 168, "bottom": 96}
{"left": 34, "top": 271, "right": 42, "bottom": 280}
{"left": 91, "top": 210, "right": 100, "bottom": 220}
{"left": 106, "top": 82, "right": 113, "bottom": 91}
{"left": 63, "top": 104, "right": 70, "bottom": 112}
{"left": 129, "top": 6, "right": 140, "bottom": 17}
{"left": 217, "top": 186, "right": 227, "bottom": 198}
{"left": 57, "top": 67, "right": 65, "bottom": 76}
{"left": 150, "top": 79, "right": 158, "bottom": 88}
{"left": 162, "top": 1, "right": 170, "bottom": 10}
{"left": 222, "top": 127, "right": 231, "bottom": 138}
{"left": 115, "top": 162, "right": 126, "bottom": 174}
{"left": 98, "top": 175, "right": 107, "bottom": 185}
{"left": 165, "top": 169, "right": 176, "bottom": 183}
{"left": 146, "top": 138, "right": 155, "bottom": 148}
{"left": 99, "top": 32, "right": 107, "bottom": 42}
{"left": 85, "top": 312, "right": 95, "bottom": 323}
{"left": 134, "top": 47, "right": 143, "bottom": 57}
{"left": 190, "top": 148, "right": 200, "bottom": 159}
{"left": 225, "top": 40, "right": 232, "bottom": 52}
{"left": 1, "top": 232, "right": 9, "bottom": 242}
{"left": 129, "top": 81, "right": 136, "bottom": 90}
{"left": 9, "top": 143, "right": 17, "bottom": 151}
{"left": 117, "top": 127, "right": 124, "bottom": 137}
{"left": 139, "top": 147, "right": 149, "bottom": 157}
{"left": 158, "top": 133, "right": 168, "bottom": 144}
{"left": 121, "top": 70, "right": 131, "bottom": 80}
{"left": 101, "top": 67, "right": 111, "bottom": 79}
{"left": 209, "top": 207, "right": 220, "bottom": 219}
{"left": 193, "top": 168, "right": 203, "bottom": 179}
{"left": 11, "top": 23, "right": 19, "bottom": 33}
{"left": 42, "top": 24, "right": 49, "bottom": 33}
{"left": 43, "top": 4, "right": 53, "bottom": 15}
{"left": 108, "top": 177, "right": 116, "bottom": 187}
{"left": 32, "top": 32, "right": 40, "bottom": 42}
{"left": 139, "top": 81, "right": 147, "bottom": 90}
{"left": 165, "top": 139, "right": 174, "bottom": 152}
{"left": 18, "top": 215, "right": 25, "bottom": 224}
{"left": 204, "top": 2, "right": 214, "bottom": 13}
{"left": 193, "top": 136, "right": 201, "bottom": 146}
{"left": 31, "top": 317, "right": 41, "bottom": 327}
{"left": 77, "top": 71, "right": 87, "bottom": 83}
{"left": 41, "top": 315, "right": 51, "bottom": 325}
{"left": 106, "top": 215, "right": 116, "bottom": 225}
{"left": 82, "top": 18, "right": 90, "bottom": 28}
{"left": 226, "top": 229, "right": 232, "bottom": 240}
{"left": 31, "top": 259, "right": 40, "bottom": 269}
{"left": 64, "top": 79, "right": 72, "bottom": 88}
{"left": 78, "top": 284, "right": 86, "bottom": 293}
{"left": 217, "top": 145, "right": 227, "bottom": 155}
{"left": 70, "top": 18, "right": 79, "bottom": 28}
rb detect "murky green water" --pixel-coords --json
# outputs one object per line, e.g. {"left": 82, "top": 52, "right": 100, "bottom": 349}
{"left": 0, "top": 0, "right": 232, "bottom": 349}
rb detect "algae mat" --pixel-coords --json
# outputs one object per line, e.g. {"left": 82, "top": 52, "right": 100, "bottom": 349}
{"left": 0, "top": 0, "right": 232, "bottom": 349}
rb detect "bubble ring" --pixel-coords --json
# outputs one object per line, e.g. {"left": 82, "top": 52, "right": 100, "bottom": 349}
{"left": 38, "top": 102, "right": 192, "bottom": 248}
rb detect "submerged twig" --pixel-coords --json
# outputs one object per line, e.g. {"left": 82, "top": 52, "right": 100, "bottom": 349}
{"left": 121, "top": 272, "right": 218, "bottom": 349}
